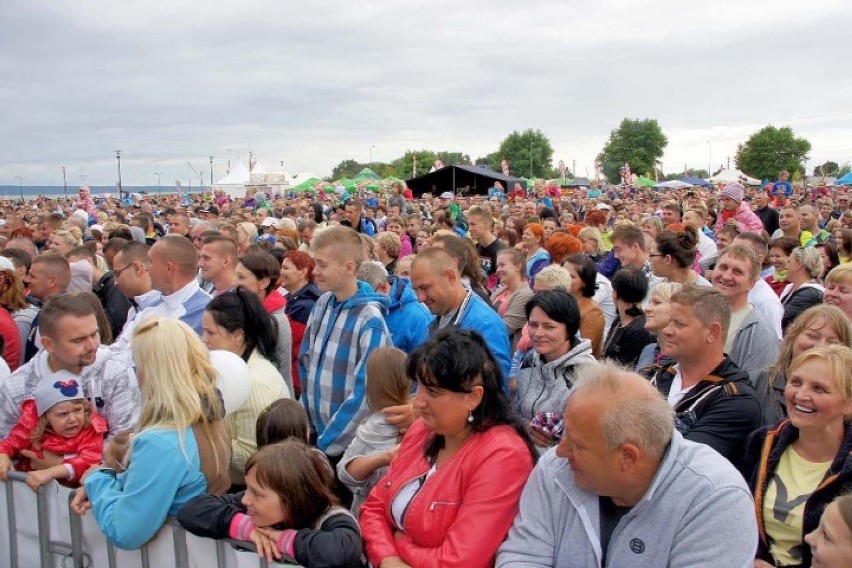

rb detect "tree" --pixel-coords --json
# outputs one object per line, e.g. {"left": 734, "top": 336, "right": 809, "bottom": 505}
{"left": 735, "top": 125, "right": 811, "bottom": 181}
{"left": 596, "top": 118, "right": 668, "bottom": 184}
{"left": 390, "top": 150, "right": 437, "bottom": 180}
{"left": 436, "top": 151, "right": 471, "bottom": 166}
{"left": 838, "top": 163, "right": 851, "bottom": 178}
{"left": 331, "top": 159, "right": 367, "bottom": 180}
{"left": 664, "top": 168, "right": 708, "bottom": 181}
{"left": 490, "top": 129, "right": 554, "bottom": 178}
{"left": 813, "top": 161, "right": 840, "bottom": 176}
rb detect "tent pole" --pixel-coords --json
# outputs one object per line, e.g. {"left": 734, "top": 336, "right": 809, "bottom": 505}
{"left": 452, "top": 169, "right": 455, "bottom": 196}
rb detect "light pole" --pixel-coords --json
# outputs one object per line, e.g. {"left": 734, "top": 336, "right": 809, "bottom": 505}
{"left": 154, "top": 172, "right": 162, "bottom": 195}
{"left": 14, "top": 176, "right": 24, "bottom": 201}
{"left": 226, "top": 148, "right": 233, "bottom": 174}
{"left": 115, "top": 150, "right": 123, "bottom": 199}
{"left": 369, "top": 145, "right": 376, "bottom": 163}
{"left": 706, "top": 141, "right": 712, "bottom": 176}
{"left": 529, "top": 142, "right": 534, "bottom": 178}
{"left": 62, "top": 166, "right": 67, "bottom": 198}
{"left": 209, "top": 156, "right": 214, "bottom": 186}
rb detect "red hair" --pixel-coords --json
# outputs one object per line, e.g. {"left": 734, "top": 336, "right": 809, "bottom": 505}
{"left": 545, "top": 232, "right": 583, "bottom": 265}
{"left": 584, "top": 210, "right": 608, "bottom": 227}
{"left": 525, "top": 223, "right": 545, "bottom": 246}
{"left": 283, "top": 251, "right": 316, "bottom": 283}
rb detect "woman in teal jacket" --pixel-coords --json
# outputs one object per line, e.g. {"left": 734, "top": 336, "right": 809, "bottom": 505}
{"left": 71, "top": 318, "right": 227, "bottom": 550}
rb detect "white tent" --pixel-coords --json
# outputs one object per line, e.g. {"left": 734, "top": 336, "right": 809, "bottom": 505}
{"left": 214, "top": 160, "right": 250, "bottom": 199}
{"left": 708, "top": 168, "right": 761, "bottom": 186}
{"left": 655, "top": 180, "right": 693, "bottom": 189}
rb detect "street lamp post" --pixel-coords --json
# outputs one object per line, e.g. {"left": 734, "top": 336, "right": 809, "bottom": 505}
{"left": 115, "top": 150, "right": 123, "bottom": 199}
{"left": 154, "top": 172, "right": 162, "bottom": 195}
{"left": 209, "top": 156, "right": 214, "bottom": 186}
{"left": 369, "top": 145, "right": 376, "bottom": 163}
{"left": 62, "top": 166, "right": 67, "bottom": 198}
{"left": 707, "top": 141, "right": 712, "bottom": 176}
{"left": 529, "top": 142, "right": 533, "bottom": 178}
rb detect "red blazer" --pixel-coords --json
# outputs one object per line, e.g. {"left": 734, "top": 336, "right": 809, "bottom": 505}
{"left": 359, "top": 419, "right": 534, "bottom": 568}
{"left": 0, "top": 400, "right": 107, "bottom": 481}
{"left": 0, "top": 306, "right": 21, "bottom": 371}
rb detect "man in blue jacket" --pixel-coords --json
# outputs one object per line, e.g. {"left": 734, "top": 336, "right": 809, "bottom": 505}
{"left": 410, "top": 248, "right": 511, "bottom": 391}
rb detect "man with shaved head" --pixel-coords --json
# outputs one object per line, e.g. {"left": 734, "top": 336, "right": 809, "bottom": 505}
{"left": 198, "top": 235, "right": 238, "bottom": 296}
{"left": 410, "top": 247, "right": 511, "bottom": 388}
{"left": 112, "top": 235, "right": 211, "bottom": 349}
{"left": 497, "top": 362, "right": 758, "bottom": 568}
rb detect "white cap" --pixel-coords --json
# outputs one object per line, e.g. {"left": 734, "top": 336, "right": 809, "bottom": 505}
{"left": 260, "top": 217, "right": 278, "bottom": 227}
{"left": 0, "top": 257, "right": 14, "bottom": 271}
{"left": 595, "top": 203, "right": 612, "bottom": 211}
{"left": 440, "top": 191, "right": 454, "bottom": 199}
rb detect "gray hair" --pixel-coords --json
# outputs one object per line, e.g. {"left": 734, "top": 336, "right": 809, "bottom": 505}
{"left": 643, "top": 281, "right": 682, "bottom": 310}
{"left": 572, "top": 360, "right": 675, "bottom": 459}
{"left": 534, "top": 264, "right": 572, "bottom": 292}
{"left": 355, "top": 261, "right": 388, "bottom": 291}
{"left": 791, "top": 246, "right": 824, "bottom": 279}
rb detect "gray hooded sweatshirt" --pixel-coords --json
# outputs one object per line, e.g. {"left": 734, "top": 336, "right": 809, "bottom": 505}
{"left": 515, "top": 339, "right": 597, "bottom": 423}
{"left": 496, "top": 432, "right": 758, "bottom": 568}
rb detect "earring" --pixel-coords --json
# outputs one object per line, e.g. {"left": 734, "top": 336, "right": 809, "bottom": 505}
{"left": 467, "top": 411, "right": 474, "bottom": 423}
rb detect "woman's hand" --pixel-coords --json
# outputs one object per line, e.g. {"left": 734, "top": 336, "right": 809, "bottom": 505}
{"left": 528, "top": 427, "right": 553, "bottom": 448}
{"left": 250, "top": 527, "right": 282, "bottom": 563}
{"left": 70, "top": 487, "right": 91, "bottom": 516}
{"left": 19, "top": 449, "right": 63, "bottom": 470}
{"left": 383, "top": 403, "right": 415, "bottom": 435}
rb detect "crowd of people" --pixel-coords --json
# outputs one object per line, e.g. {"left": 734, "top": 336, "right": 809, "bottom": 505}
{"left": 0, "top": 173, "right": 851, "bottom": 567}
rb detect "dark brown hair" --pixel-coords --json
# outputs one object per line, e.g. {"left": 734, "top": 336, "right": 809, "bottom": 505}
{"left": 245, "top": 440, "right": 338, "bottom": 529}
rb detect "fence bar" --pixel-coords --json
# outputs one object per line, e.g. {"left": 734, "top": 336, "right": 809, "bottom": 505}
{"left": 140, "top": 544, "right": 150, "bottom": 568}
{"left": 5, "top": 474, "right": 19, "bottom": 568}
{"left": 67, "top": 492, "right": 86, "bottom": 568}
{"left": 106, "top": 541, "right": 117, "bottom": 568}
{"left": 171, "top": 523, "right": 189, "bottom": 568}
{"left": 216, "top": 540, "right": 228, "bottom": 568}
{"left": 34, "top": 483, "right": 51, "bottom": 568}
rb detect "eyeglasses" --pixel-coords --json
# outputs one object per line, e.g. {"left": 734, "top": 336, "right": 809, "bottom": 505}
{"left": 648, "top": 254, "right": 665, "bottom": 258}
{"left": 113, "top": 263, "right": 134, "bottom": 277}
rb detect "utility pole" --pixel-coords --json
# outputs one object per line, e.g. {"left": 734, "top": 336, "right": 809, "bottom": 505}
{"left": 209, "top": 156, "right": 214, "bottom": 186}
{"left": 62, "top": 166, "right": 67, "bottom": 198}
{"left": 154, "top": 172, "right": 162, "bottom": 195}
{"left": 529, "top": 141, "right": 533, "bottom": 177}
{"left": 706, "top": 141, "right": 712, "bottom": 176}
{"left": 115, "top": 150, "right": 123, "bottom": 199}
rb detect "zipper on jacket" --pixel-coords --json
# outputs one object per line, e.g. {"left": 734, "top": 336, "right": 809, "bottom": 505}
{"left": 429, "top": 501, "right": 461, "bottom": 511}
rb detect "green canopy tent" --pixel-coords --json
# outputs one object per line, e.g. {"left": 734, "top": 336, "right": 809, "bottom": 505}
{"left": 637, "top": 176, "right": 656, "bottom": 187}
{"left": 357, "top": 167, "right": 381, "bottom": 180}
{"left": 352, "top": 175, "right": 371, "bottom": 184}
{"left": 365, "top": 183, "right": 381, "bottom": 192}
{"left": 291, "top": 177, "right": 320, "bottom": 192}
{"left": 337, "top": 178, "right": 357, "bottom": 190}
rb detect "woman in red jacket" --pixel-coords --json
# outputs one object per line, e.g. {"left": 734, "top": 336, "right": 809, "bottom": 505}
{"left": 359, "top": 327, "right": 537, "bottom": 568}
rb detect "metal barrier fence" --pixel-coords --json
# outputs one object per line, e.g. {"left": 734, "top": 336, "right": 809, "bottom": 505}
{"left": 1, "top": 472, "right": 298, "bottom": 567}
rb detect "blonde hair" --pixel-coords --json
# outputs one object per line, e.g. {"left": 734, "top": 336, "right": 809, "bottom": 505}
{"left": 51, "top": 229, "right": 82, "bottom": 248}
{"left": 534, "top": 264, "right": 572, "bottom": 292}
{"left": 578, "top": 226, "right": 605, "bottom": 255}
{"left": 826, "top": 264, "right": 852, "bottom": 286}
{"left": 788, "top": 345, "right": 852, "bottom": 418}
{"left": 312, "top": 226, "right": 365, "bottom": 265}
{"left": 365, "top": 347, "right": 410, "bottom": 413}
{"left": 643, "top": 282, "right": 683, "bottom": 309}
{"left": 132, "top": 318, "right": 221, "bottom": 443}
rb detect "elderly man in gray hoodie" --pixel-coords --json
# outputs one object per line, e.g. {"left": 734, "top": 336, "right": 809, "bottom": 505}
{"left": 497, "top": 362, "right": 757, "bottom": 568}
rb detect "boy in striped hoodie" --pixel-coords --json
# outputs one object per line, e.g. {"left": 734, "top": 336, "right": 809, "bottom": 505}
{"left": 299, "top": 226, "right": 391, "bottom": 460}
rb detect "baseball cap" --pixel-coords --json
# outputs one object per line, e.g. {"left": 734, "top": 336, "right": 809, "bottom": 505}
{"left": 440, "top": 191, "right": 454, "bottom": 199}
{"left": 260, "top": 217, "right": 278, "bottom": 228}
{"left": 199, "top": 205, "right": 219, "bottom": 215}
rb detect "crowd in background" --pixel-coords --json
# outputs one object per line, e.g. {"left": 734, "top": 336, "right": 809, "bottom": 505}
{"left": 0, "top": 173, "right": 850, "bottom": 567}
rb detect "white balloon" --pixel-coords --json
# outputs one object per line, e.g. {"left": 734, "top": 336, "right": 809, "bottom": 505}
{"left": 210, "top": 350, "right": 251, "bottom": 416}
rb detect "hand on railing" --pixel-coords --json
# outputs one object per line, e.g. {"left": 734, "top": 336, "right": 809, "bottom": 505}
{"left": 0, "top": 454, "right": 12, "bottom": 481}
{"left": 71, "top": 486, "right": 92, "bottom": 516}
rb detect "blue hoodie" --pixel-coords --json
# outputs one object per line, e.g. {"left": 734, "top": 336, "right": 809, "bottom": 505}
{"left": 385, "top": 276, "right": 433, "bottom": 353}
{"left": 299, "top": 281, "right": 391, "bottom": 457}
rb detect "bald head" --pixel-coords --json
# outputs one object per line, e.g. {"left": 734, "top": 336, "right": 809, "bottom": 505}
{"left": 568, "top": 361, "right": 674, "bottom": 459}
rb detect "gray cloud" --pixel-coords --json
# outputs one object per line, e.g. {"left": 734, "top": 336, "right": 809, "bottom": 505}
{"left": 1, "top": 0, "right": 850, "bottom": 186}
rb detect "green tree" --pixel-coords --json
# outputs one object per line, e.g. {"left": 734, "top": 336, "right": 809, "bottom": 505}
{"left": 391, "top": 150, "right": 437, "bottom": 179}
{"left": 735, "top": 125, "right": 811, "bottom": 181}
{"left": 331, "top": 159, "right": 367, "bottom": 180}
{"left": 596, "top": 118, "right": 668, "bottom": 184}
{"left": 436, "top": 151, "right": 471, "bottom": 166}
{"left": 812, "top": 161, "right": 840, "bottom": 176}
{"left": 490, "top": 129, "right": 554, "bottom": 178}
{"left": 837, "top": 163, "right": 851, "bottom": 178}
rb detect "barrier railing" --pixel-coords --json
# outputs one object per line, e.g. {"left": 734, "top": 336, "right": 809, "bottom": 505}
{"left": 1, "top": 473, "right": 298, "bottom": 567}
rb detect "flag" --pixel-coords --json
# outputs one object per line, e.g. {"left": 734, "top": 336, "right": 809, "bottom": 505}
{"left": 501, "top": 159, "right": 510, "bottom": 176}
{"left": 558, "top": 160, "right": 566, "bottom": 180}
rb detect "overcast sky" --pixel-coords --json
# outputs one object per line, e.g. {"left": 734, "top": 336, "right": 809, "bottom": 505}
{"left": 1, "top": 0, "right": 850, "bottom": 186}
